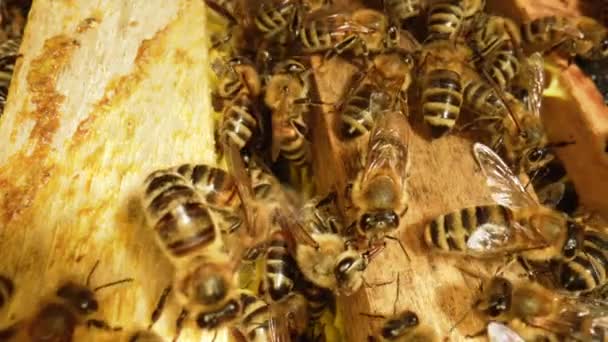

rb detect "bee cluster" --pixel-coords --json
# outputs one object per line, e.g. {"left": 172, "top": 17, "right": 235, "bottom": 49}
{"left": 2, "top": 0, "right": 608, "bottom": 341}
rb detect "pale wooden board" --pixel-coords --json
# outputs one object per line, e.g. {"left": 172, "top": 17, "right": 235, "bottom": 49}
{"left": 0, "top": 0, "right": 225, "bottom": 340}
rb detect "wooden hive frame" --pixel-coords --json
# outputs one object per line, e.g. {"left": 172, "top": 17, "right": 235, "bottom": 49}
{"left": 0, "top": 0, "right": 606, "bottom": 341}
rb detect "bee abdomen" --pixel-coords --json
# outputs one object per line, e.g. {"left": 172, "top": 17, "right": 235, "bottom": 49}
{"left": 340, "top": 83, "right": 375, "bottom": 138}
{"left": 30, "top": 303, "right": 78, "bottom": 341}
{"left": 265, "top": 238, "right": 298, "bottom": 302}
{"left": 239, "top": 292, "right": 271, "bottom": 340}
{"left": 422, "top": 69, "right": 463, "bottom": 137}
{"left": 426, "top": 0, "right": 464, "bottom": 42}
{"left": 299, "top": 280, "right": 333, "bottom": 321}
{"left": 221, "top": 96, "right": 258, "bottom": 150}
{"left": 386, "top": 0, "right": 422, "bottom": 21}
{"left": 300, "top": 20, "right": 334, "bottom": 52}
{"left": 175, "top": 164, "right": 241, "bottom": 210}
{"left": 425, "top": 205, "right": 512, "bottom": 251}
{"left": 487, "top": 51, "right": 520, "bottom": 89}
{"left": 279, "top": 127, "right": 310, "bottom": 166}
{"left": 254, "top": 4, "right": 294, "bottom": 41}
{"left": 0, "top": 275, "right": 14, "bottom": 309}
{"left": 463, "top": 79, "right": 505, "bottom": 118}
{"left": 555, "top": 254, "right": 602, "bottom": 292}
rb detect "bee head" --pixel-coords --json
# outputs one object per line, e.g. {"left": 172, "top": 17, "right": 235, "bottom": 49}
{"left": 381, "top": 311, "right": 419, "bottom": 339}
{"left": 478, "top": 277, "right": 512, "bottom": 318}
{"left": 56, "top": 282, "right": 98, "bottom": 315}
{"left": 334, "top": 250, "right": 368, "bottom": 295}
{"left": 195, "top": 297, "right": 241, "bottom": 329}
{"left": 359, "top": 210, "right": 400, "bottom": 234}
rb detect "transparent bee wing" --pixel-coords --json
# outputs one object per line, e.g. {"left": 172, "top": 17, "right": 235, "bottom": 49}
{"left": 536, "top": 182, "right": 566, "bottom": 209}
{"left": 225, "top": 143, "right": 259, "bottom": 241}
{"left": 487, "top": 322, "right": 525, "bottom": 342}
{"left": 522, "top": 53, "right": 545, "bottom": 119}
{"left": 268, "top": 304, "right": 291, "bottom": 342}
{"left": 473, "top": 143, "right": 537, "bottom": 208}
{"left": 274, "top": 205, "right": 319, "bottom": 249}
{"left": 466, "top": 223, "right": 512, "bottom": 252}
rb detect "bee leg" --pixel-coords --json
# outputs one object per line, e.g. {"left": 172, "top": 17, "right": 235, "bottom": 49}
{"left": 384, "top": 235, "right": 411, "bottom": 262}
{"left": 86, "top": 319, "right": 122, "bottom": 331}
{"left": 464, "top": 327, "right": 487, "bottom": 339}
{"left": 324, "top": 34, "right": 359, "bottom": 63}
{"left": 149, "top": 286, "right": 172, "bottom": 329}
{"left": 516, "top": 256, "right": 536, "bottom": 280}
{"left": 172, "top": 308, "right": 189, "bottom": 342}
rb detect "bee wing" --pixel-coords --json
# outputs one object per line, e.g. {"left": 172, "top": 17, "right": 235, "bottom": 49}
{"left": 473, "top": 143, "right": 537, "bottom": 208}
{"left": 466, "top": 223, "right": 513, "bottom": 252}
{"left": 274, "top": 205, "right": 319, "bottom": 248}
{"left": 226, "top": 142, "right": 259, "bottom": 239}
{"left": 268, "top": 303, "right": 292, "bottom": 342}
{"left": 522, "top": 53, "right": 545, "bottom": 119}
{"left": 536, "top": 182, "right": 566, "bottom": 209}
{"left": 487, "top": 322, "right": 525, "bottom": 342}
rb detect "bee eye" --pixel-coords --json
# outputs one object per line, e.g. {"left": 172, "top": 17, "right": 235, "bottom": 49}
{"left": 360, "top": 214, "right": 374, "bottom": 232}
{"left": 527, "top": 148, "right": 545, "bottom": 162}
{"left": 404, "top": 312, "right": 419, "bottom": 326}
{"left": 386, "top": 212, "right": 400, "bottom": 228}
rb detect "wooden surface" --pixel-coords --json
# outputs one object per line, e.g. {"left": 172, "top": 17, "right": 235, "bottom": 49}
{"left": 0, "top": 0, "right": 222, "bottom": 340}
{"left": 0, "top": 0, "right": 606, "bottom": 342}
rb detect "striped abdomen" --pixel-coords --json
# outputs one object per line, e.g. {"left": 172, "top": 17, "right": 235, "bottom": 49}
{"left": 463, "top": 79, "right": 506, "bottom": 119}
{"left": 0, "top": 275, "right": 14, "bottom": 310}
{"left": 385, "top": 0, "right": 422, "bottom": 22}
{"left": 0, "top": 85, "right": 7, "bottom": 114}
{"left": 265, "top": 231, "right": 299, "bottom": 302}
{"left": 298, "top": 279, "right": 334, "bottom": 321}
{"left": 277, "top": 119, "right": 310, "bottom": 166}
{"left": 254, "top": 2, "right": 297, "bottom": 43}
{"left": 426, "top": 0, "right": 464, "bottom": 42}
{"left": 299, "top": 18, "right": 353, "bottom": 53}
{"left": 142, "top": 170, "right": 220, "bottom": 260}
{"left": 221, "top": 95, "right": 258, "bottom": 150}
{"left": 555, "top": 229, "right": 608, "bottom": 292}
{"left": 484, "top": 50, "right": 520, "bottom": 89}
{"left": 520, "top": 16, "right": 576, "bottom": 54}
{"left": 530, "top": 158, "right": 579, "bottom": 215}
{"left": 422, "top": 68, "right": 463, "bottom": 137}
{"left": 239, "top": 291, "right": 272, "bottom": 342}
{"left": 0, "top": 38, "right": 20, "bottom": 74}
{"left": 339, "top": 82, "right": 376, "bottom": 139}
{"left": 173, "top": 164, "right": 241, "bottom": 211}
{"left": 424, "top": 205, "right": 513, "bottom": 252}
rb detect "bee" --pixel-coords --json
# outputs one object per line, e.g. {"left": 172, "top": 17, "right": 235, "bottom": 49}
{"left": 0, "top": 262, "right": 130, "bottom": 341}
{"left": 363, "top": 275, "right": 439, "bottom": 342}
{"left": 296, "top": 193, "right": 369, "bottom": 295}
{"left": 171, "top": 163, "right": 245, "bottom": 234}
{"left": 424, "top": 143, "right": 585, "bottom": 264}
{"left": 418, "top": 41, "right": 470, "bottom": 137}
{"left": 264, "top": 61, "right": 312, "bottom": 167}
{"left": 469, "top": 276, "right": 606, "bottom": 341}
{"left": 349, "top": 91, "right": 410, "bottom": 249}
{"left": 335, "top": 71, "right": 381, "bottom": 140}
{"left": 382, "top": 0, "right": 424, "bottom": 24}
{"left": 462, "top": 77, "right": 508, "bottom": 129}
{"left": 211, "top": 57, "right": 261, "bottom": 109}
{"left": 296, "top": 278, "right": 335, "bottom": 340}
{"left": 0, "top": 275, "right": 13, "bottom": 311}
{"left": 219, "top": 93, "right": 259, "bottom": 152}
{"left": 424, "top": 0, "right": 465, "bottom": 43}
{"left": 551, "top": 228, "right": 608, "bottom": 293}
{"left": 141, "top": 168, "right": 248, "bottom": 337}
{"left": 519, "top": 16, "right": 608, "bottom": 60}
{"left": 298, "top": 7, "right": 389, "bottom": 58}
{"left": 250, "top": 0, "right": 303, "bottom": 44}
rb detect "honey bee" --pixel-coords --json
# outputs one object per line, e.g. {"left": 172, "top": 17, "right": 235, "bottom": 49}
{"left": 519, "top": 16, "right": 608, "bottom": 60}
{"left": 296, "top": 193, "right": 369, "bottom": 295}
{"left": 250, "top": 0, "right": 303, "bottom": 44}
{"left": 418, "top": 40, "right": 471, "bottom": 137}
{"left": 141, "top": 168, "right": 248, "bottom": 337}
{"left": 0, "top": 275, "right": 13, "bottom": 311}
{"left": 0, "top": 262, "right": 131, "bottom": 341}
{"left": 211, "top": 57, "right": 261, "bottom": 108}
{"left": 424, "top": 143, "right": 584, "bottom": 263}
{"left": 424, "top": 0, "right": 465, "bottom": 43}
{"left": 298, "top": 7, "right": 389, "bottom": 58}
{"left": 382, "top": 0, "right": 424, "bottom": 24}
{"left": 219, "top": 93, "right": 259, "bottom": 152}
{"left": 551, "top": 228, "right": 608, "bottom": 293}
{"left": 171, "top": 163, "right": 245, "bottom": 234}
{"left": 363, "top": 275, "right": 439, "bottom": 342}
{"left": 348, "top": 91, "right": 410, "bottom": 249}
{"left": 264, "top": 61, "right": 312, "bottom": 166}
{"left": 335, "top": 71, "right": 381, "bottom": 140}
{"left": 469, "top": 276, "right": 606, "bottom": 341}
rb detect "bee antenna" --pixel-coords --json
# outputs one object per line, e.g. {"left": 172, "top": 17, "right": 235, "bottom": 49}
{"left": 86, "top": 260, "right": 100, "bottom": 287}
{"left": 393, "top": 273, "right": 400, "bottom": 316}
{"left": 93, "top": 278, "right": 134, "bottom": 292}
{"left": 547, "top": 140, "right": 576, "bottom": 149}
{"left": 448, "top": 305, "right": 474, "bottom": 334}
{"left": 359, "top": 312, "right": 386, "bottom": 319}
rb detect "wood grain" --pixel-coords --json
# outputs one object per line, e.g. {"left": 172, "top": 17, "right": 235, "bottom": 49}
{"left": 0, "top": 0, "right": 224, "bottom": 340}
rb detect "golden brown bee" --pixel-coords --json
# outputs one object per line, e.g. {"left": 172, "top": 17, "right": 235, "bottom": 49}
{"left": 0, "top": 275, "right": 13, "bottom": 311}
{"left": 424, "top": 143, "right": 585, "bottom": 263}
{"left": 219, "top": 93, "right": 259, "bottom": 151}
{"left": 141, "top": 168, "right": 248, "bottom": 337}
{"left": 298, "top": 7, "right": 389, "bottom": 58}
{"left": 0, "top": 262, "right": 130, "bottom": 342}
{"left": 382, "top": 0, "right": 424, "bottom": 24}
{"left": 335, "top": 71, "right": 381, "bottom": 140}
{"left": 349, "top": 92, "right": 410, "bottom": 248}
{"left": 171, "top": 163, "right": 245, "bottom": 234}
{"left": 296, "top": 193, "right": 369, "bottom": 295}
{"left": 519, "top": 15, "right": 608, "bottom": 60}
{"left": 264, "top": 61, "right": 312, "bottom": 167}
{"left": 425, "top": 0, "right": 465, "bottom": 43}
